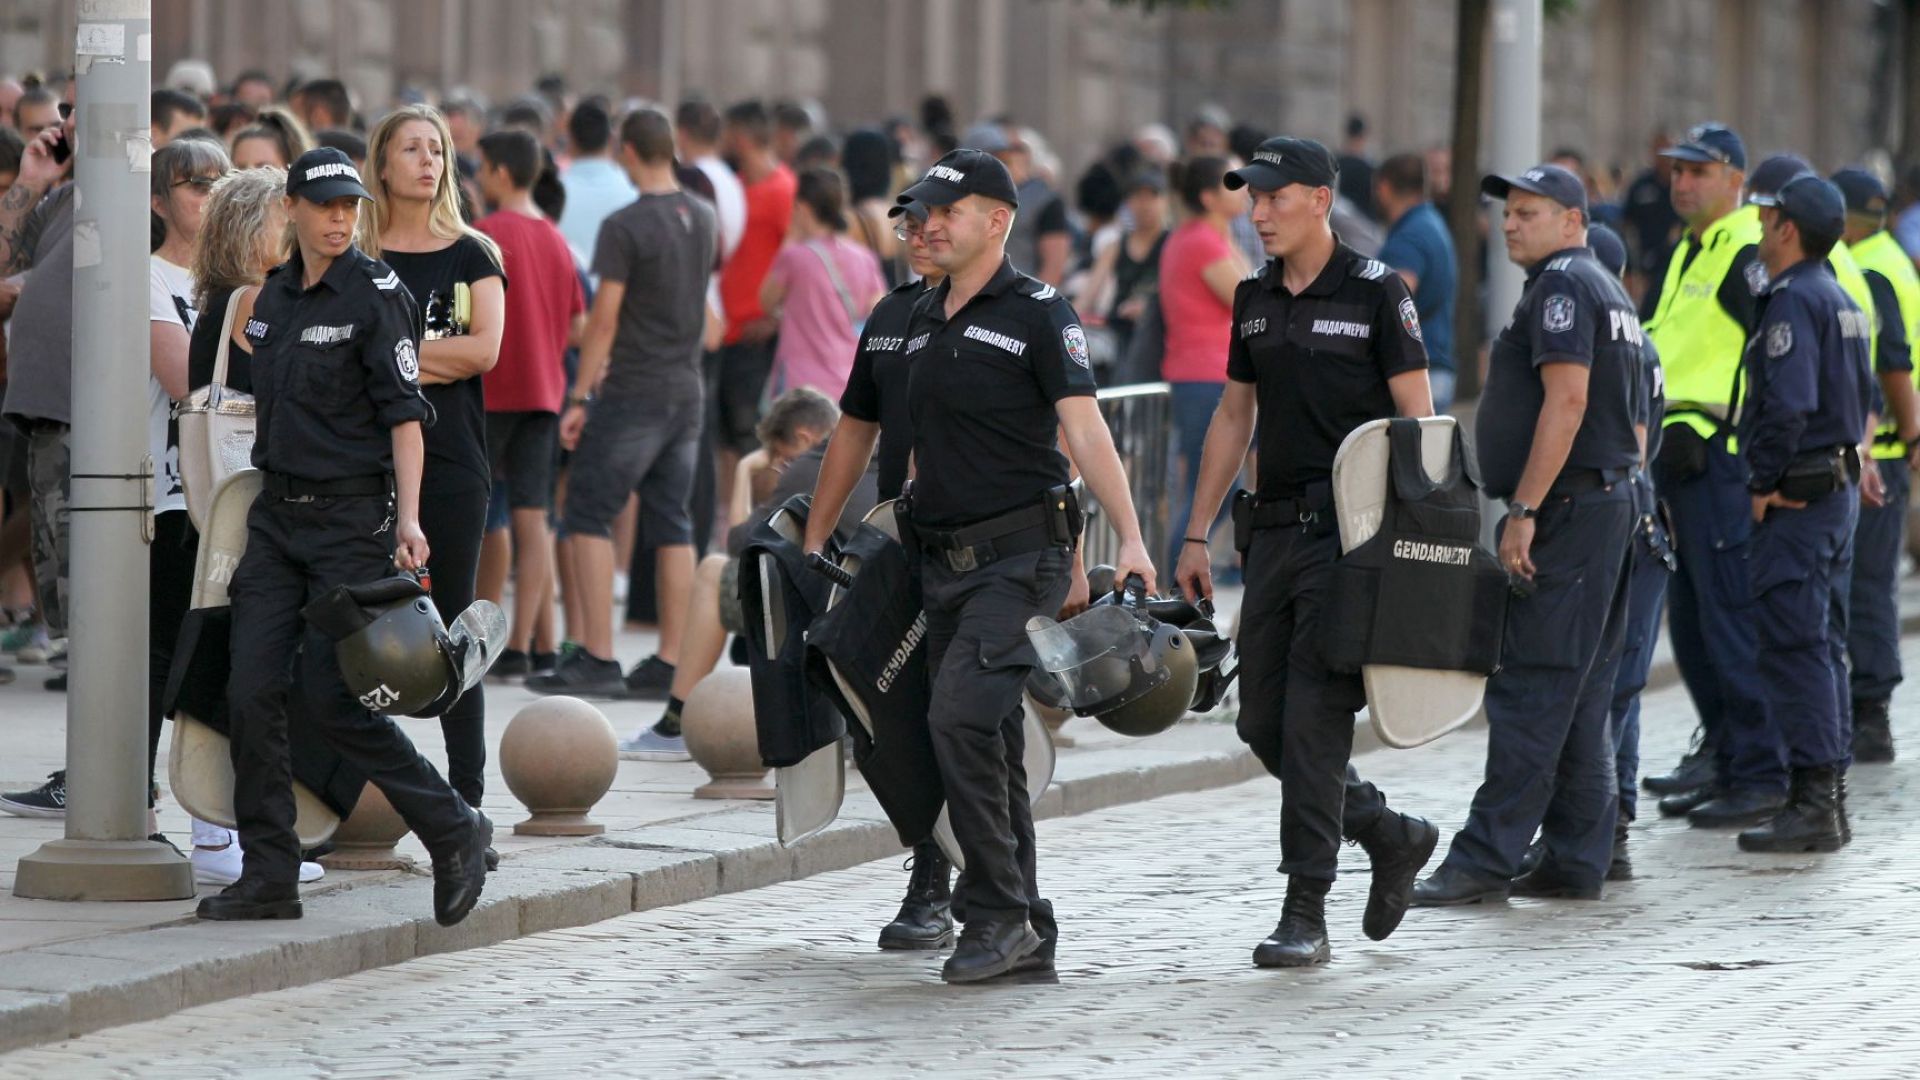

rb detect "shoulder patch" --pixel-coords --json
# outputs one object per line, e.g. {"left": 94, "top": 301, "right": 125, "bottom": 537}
{"left": 1354, "top": 258, "right": 1390, "bottom": 281}
{"left": 1766, "top": 321, "right": 1792, "bottom": 358}
{"left": 371, "top": 268, "right": 402, "bottom": 292}
{"left": 1062, "top": 324, "right": 1090, "bottom": 368}
{"left": 1745, "top": 260, "right": 1770, "bottom": 296}
{"left": 1543, "top": 294, "right": 1576, "bottom": 334}
{"left": 1546, "top": 255, "right": 1574, "bottom": 273}
{"left": 395, "top": 337, "right": 420, "bottom": 382}
{"left": 1398, "top": 296, "right": 1423, "bottom": 343}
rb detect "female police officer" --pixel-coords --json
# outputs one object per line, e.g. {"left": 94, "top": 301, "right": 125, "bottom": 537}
{"left": 197, "top": 147, "right": 490, "bottom": 926}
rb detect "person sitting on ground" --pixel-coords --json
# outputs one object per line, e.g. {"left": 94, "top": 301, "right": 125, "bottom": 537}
{"left": 620, "top": 388, "right": 878, "bottom": 760}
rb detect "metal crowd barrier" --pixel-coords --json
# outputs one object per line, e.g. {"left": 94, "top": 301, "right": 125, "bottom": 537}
{"left": 1081, "top": 381, "right": 1172, "bottom": 571}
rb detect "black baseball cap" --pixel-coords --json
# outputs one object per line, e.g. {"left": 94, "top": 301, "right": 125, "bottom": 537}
{"left": 1586, "top": 223, "right": 1628, "bottom": 278}
{"left": 897, "top": 149, "right": 1020, "bottom": 209}
{"left": 1747, "top": 153, "right": 1813, "bottom": 200}
{"left": 1481, "top": 164, "right": 1588, "bottom": 216}
{"left": 1830, "top": 167, "right": 1890, "bottom": 216}
{"left": 885, "top": 198, "right": 929, "bottom": 223}
{"left": 287, "top": 146, "right": 373, "bottom": 203}
{"left": 1223, "top": 136, "right": 1338, "bottom": 192}
{"left": 1755, "top": 174, "right": 1847, "bottom": 241}
{"left": 1661, "top": 123, "right": 1748, "bottom": 170}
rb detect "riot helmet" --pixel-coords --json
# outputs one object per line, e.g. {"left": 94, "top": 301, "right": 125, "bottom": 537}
{"left": 302, "top": 572, "right": 506, "bottom": 717}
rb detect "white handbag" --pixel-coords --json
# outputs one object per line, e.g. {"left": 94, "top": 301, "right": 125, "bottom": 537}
{"left": 177, "top": 289, "right": 257, "bottom": 531}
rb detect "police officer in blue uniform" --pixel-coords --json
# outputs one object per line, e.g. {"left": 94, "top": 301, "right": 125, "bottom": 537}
{"left": 1415, "top": 166, "right": 1642, "bottom": 904}
{"left": 198, "top": 148, "right": 490, "bottom": 925}
{"left": 1176, "top": 137, "right": 1441, "bottom": 968}
{"left": 1735, "top": 175, "right": 1875, "bottom": 853}
{"left": 807, "top": 151, "right": 1153, "bottom": 983}
{"left": 1831, "top": 167, "right": 1918, "bottom": 765}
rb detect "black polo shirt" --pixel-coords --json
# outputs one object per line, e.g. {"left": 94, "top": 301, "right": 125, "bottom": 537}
{"left": 840, "top": 277, "right": 934, "bottom": 500}
{"left": 901, "top": 256, "right": 1098, "bottom": 527}
{"left": 1226, "top": 242, "right": 1428, "bottom": 497}
{"left": 1476, "top": 246, "right": 1644, "bottom": 499}
{"left": 244, "top": 245, "right": 433, "bottom": 482}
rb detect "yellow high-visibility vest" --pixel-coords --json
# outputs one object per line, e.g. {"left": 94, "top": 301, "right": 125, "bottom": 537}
{"left": 1850, "top": 229, "right": 1920, "bottom": 459}
{"left": 1644, "top": 205, "right": 1763, "bottom": 441}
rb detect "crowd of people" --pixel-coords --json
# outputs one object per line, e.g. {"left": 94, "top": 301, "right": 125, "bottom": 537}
{"left": 0, "top": 59, "right": 1910, "bottom": 975}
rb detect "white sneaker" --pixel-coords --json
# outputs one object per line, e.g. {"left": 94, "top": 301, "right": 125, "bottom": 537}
{"left": 619, "top": 728, "right": 691, "bottom": 761}
{"left": 16, "top": 632, "right": 57, "bottom": 665}
{"left": 192, "top": 841, "right": 325, "bottom": 885}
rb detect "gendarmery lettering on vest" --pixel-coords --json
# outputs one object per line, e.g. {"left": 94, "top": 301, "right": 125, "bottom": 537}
{"left": 1392, "top": 538, "right": 1474, "bottom": 566}
{"left": 875, "top": 612, "right": 927, "bottom": 693}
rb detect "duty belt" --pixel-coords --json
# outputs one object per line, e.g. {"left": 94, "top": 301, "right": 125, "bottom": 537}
{"left": 261, "top": 471, "right": 392, "bottom": 502}
{"left": 1546, "top": 467, "right": 1630, "bottom": 498}
{"left": 903, "top": 486, "right": 1080, "bottom": 573}
{"left": 1241, "top": 483, "right": 1333, "bottom": 527}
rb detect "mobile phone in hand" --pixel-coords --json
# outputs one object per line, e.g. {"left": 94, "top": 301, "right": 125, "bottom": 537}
{"left": 48, "top": 131, "right": 70, "bottom": 166}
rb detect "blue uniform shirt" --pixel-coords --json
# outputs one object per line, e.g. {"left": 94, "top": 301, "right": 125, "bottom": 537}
{"left": 1736, "top": 258, "right": 1874, "bottom": 494}
{"left": 1378, "top": 202, "right": 1458, "bottom": 373}
{"left": 1476, "top": 246, "right": 1646, "bottom": 499}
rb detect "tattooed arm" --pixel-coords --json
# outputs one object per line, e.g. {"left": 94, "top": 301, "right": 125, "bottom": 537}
{"left": 0, "top": 128, "right": 70, "bottom": 277}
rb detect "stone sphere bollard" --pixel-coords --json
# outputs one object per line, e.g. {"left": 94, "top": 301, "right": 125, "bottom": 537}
{"left": 682, "top": 667, "right": 774, "bottom": 800}
{"left": 320, "top": 783, "right": 413, "bottom": 871}
{"left": 500, "top": 695, "right": 619, "bottom": 836}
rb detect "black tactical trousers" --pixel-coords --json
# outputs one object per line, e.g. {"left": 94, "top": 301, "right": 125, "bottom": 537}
{"left": 1235, "top": 522, "right": 1389, "bottom": 882}
{"left": 921, "top": 545, "right": 1072, "bottom": 924}
{"left": 227, "top": 493, "right": 473, "bottom": 885}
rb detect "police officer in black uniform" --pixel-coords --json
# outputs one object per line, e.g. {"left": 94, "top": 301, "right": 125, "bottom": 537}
{"left": 1734, "top": 174, "right": 1874, "bottom": 853}
{"left": 198, "top": 148, "right": 490, "bottom": 925}
{"left": 1414, "top": 165, "right": 1642, "bottom": 906}
{"left": 806, "top": 150, "right": 1153, "bottom": 983}
{"left": 814, "top": 199, "right": 959, "bottom": 950}
{"left": 1175, "top": 137, "right": 1440, "bottom": 968}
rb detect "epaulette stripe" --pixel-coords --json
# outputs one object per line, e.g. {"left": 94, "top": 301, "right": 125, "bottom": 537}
{"left": 372, "top": 271, "right": 401, "bottom": 291}
{"left": 1356, "top": 259, "right": 1388, "bottom": 280}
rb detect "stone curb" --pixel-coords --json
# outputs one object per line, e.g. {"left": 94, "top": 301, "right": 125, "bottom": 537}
{"left": 0, "top": 732, "right": 1274, "bottom": 1053}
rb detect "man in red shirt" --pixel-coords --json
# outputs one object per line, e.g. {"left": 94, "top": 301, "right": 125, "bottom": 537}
{"left": 476, "top": 129, "right": 586, "bottom": 677}
{"left": 714, "top": 100, "right": 797, "bottom": 507}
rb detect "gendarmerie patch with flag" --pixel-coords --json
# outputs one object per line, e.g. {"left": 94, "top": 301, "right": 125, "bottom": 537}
{"left": 1399, "top": 297, "right": 1423, "bottom": 342}
{"left": 1766, "top": 321, "right": 1793, "bottom": 358}
{"left": 1745, "top": 260, "right": 1769, "bottom": 296}
{"left": 395, "top": 338, "right": 420, "bottom": 382}
{"left": 1543, "top": 294, "right": 1576, "bottom": 334}
{"left": 1063, "top": 324, "right": 1090, "bottom": 367}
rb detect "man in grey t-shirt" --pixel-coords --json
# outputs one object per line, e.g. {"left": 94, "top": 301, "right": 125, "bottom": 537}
{"left": 530, "top": 106, "right": 718, "bottom": 726}
{"left": 0, "top": 107, "right": 75, "bottom": 674}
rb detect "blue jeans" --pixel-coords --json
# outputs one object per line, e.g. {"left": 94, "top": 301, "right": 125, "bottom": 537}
{"left": 1429, "top": 368, "right": 1457, "bottom": 414}
{"left": 1166, "top": 381, "right": 1234, "bottom": 570}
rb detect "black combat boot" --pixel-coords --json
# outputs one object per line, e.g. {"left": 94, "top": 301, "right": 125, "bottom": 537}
{"left": 1009, "top": 898, "right": 1058, "bottom": 976}
{"left": 1687, "top": 786, "right": 1785, "bottom": 829}
{"left": 1642, "top": 737, "right": 1716, "bottom": 795}
{"left": 1838, "top": 772, "right": 1852, "bottom": 845}
{"left": 196, "top": 876, "right": 302, "bottom": 921}
{"left": 877, "top": 844, "right": 954, "bottom": 951}
{"left": 1608, "top": 815, "right": 1633, "bottom": 881}
{"left": 1656, "top": 785, "right": 1718, "bottom": 818}
{"left": 1737, "top": 767, "right": 1844, "bottom": 853}
{"left": 1353, "top": 811, "right": 1439, "bottom": 941}
{"left": 1252, "top": 876, "right": 1332, "bottom": 968}
{"left": 1851, "top": 698, "right": 1896, "bottom": 764}
{"left": 941, "top": 919, "right": 1040, "bottom": 984}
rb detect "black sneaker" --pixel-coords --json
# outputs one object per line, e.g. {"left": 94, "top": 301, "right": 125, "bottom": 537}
{"left": 526, "top": 650, "right": 627, "bottom": 697}
{"left": 621, "top": 655, "right": 676, "bottom": 701}
{"left": 529, "top": 651, "right": 559, "bottom": 678}
{"left": 0, "top": 770, "right": 67, "bottom": 818}
{"left": 488, "top": 649, "right": 531, "bottom": 681}
{"left": 44, "top": 672, "right": 66, "bottom": 692}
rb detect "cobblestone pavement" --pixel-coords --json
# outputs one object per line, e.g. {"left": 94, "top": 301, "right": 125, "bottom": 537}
{"left": 7, "top": 674, "right": 1919, "bottom": 1079}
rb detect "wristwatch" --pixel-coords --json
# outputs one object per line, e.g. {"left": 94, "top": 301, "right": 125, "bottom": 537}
{"left": 1507, "top": 500, "right": 1538, "bottom": 521}
{"left": 566, "top": 394, "right": 592, "bottom": 408}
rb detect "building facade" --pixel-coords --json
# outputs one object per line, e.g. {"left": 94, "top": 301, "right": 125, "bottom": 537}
{"left": 2, "top": 0, "right": 1901, "bottom": 179}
